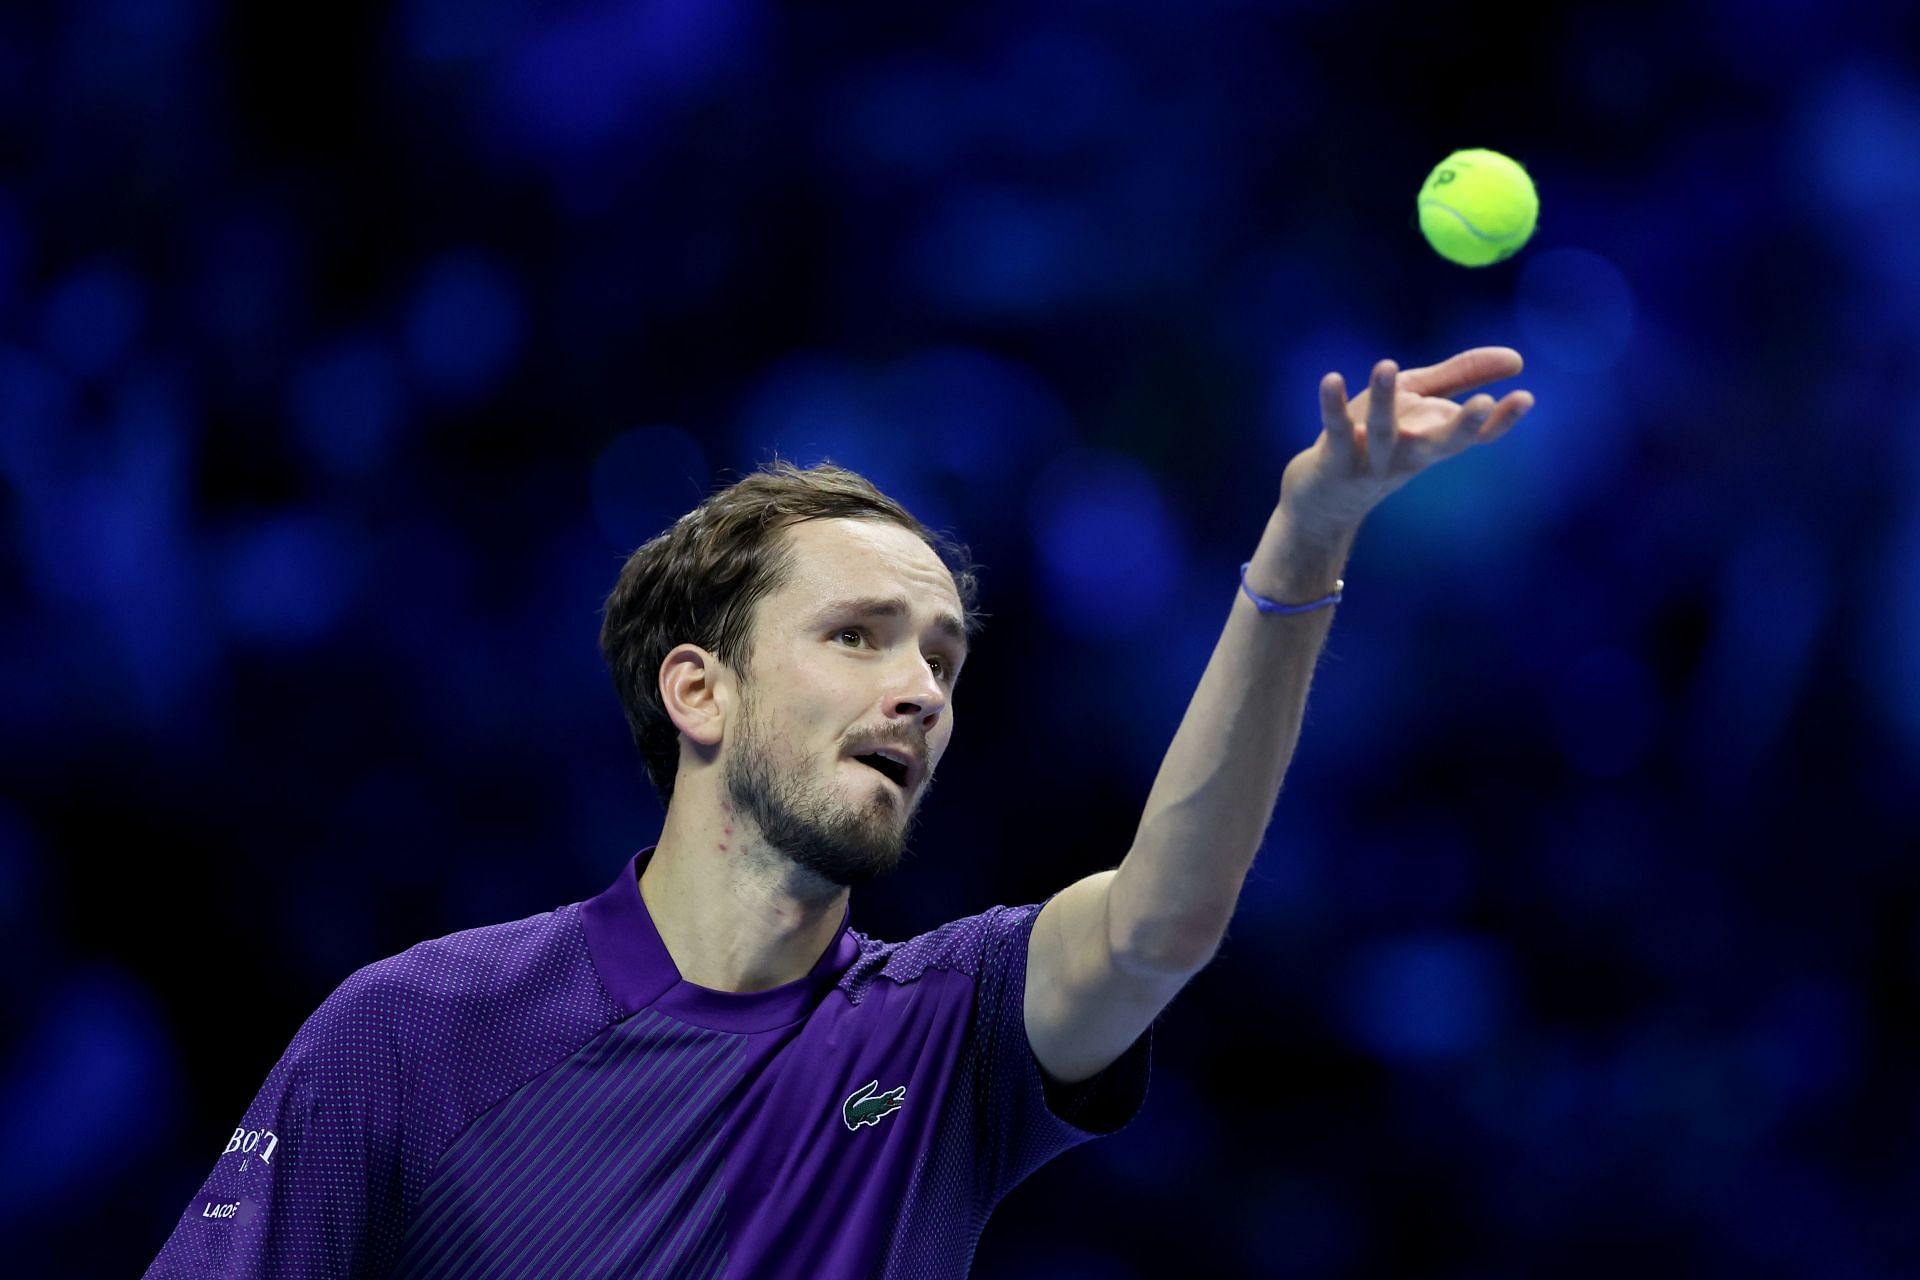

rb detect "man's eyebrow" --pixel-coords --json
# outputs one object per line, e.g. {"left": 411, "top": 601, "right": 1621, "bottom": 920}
{"left": 814, "top": 596, "right": 970, "bottom": 652}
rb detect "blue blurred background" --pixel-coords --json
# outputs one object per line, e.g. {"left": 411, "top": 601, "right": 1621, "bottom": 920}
{"left": 5, "top": 0, "right": 1919, "bottom": 1274}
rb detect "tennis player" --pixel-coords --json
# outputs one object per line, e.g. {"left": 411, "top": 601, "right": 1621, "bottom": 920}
{"left": 144, "top": 349, "right": 1530, "bottom": 1277}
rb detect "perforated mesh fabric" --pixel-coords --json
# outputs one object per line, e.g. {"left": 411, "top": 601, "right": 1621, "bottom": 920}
{"left": 144, "top": 865, "right": 1150, "bottom": 1279}
{"left": 864, "top": 901, "right": 1152, "bottom": 1279}
{"left": 143, "top": 904, "right": 624, "bottom": 1278}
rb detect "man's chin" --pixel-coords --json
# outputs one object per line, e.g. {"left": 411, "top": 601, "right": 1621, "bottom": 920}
{"left": 795, "top": 827, "right": 906, "bottom": 889}
{"left": 728, "top": 758, "right": 914, "bottom": 889}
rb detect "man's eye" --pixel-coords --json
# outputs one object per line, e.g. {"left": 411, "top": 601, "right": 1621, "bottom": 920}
{"left": 837, "top": 628, "right": 866, "bottom": 647}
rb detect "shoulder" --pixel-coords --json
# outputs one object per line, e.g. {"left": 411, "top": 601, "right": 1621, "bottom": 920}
{"left": 304, "top": 902, "right": 608, "bottom": 1061}
{"left": 340, "top": 902, "right": 582, "bottom": 1004}
{"left": 840, "top": 902, "right": 1044, "bottom": 999}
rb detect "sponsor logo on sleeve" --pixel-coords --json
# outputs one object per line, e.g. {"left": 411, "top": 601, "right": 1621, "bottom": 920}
{"left": 842, "top": 1080, "right": 906, "bottom": 1132}
{"left": 200, "top": 1196, "right": 260, "bottom": 1226}
{"left": 225, "top": 1126, "right": 279, "bottom": 1172}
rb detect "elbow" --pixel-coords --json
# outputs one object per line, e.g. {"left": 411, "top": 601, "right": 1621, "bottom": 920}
{"left": 1111, "top": 919, "right": 1222, "bottom": 979}
{"left": 1106, "top": 856, "right": 1237, "bottom": 977}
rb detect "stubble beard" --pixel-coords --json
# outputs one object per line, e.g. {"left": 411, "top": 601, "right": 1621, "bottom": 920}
{"left": 722, "top": 690, "right": 921, "bottom": 890}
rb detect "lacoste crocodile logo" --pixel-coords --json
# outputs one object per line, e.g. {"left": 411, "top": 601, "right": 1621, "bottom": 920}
{"left": 842, "top": 1079, "right": 906, "bottom": 1132}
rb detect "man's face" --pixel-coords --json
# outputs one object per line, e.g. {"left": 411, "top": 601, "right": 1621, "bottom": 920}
{"left": 721, "top": 517, "right": 967, "bottom": 889}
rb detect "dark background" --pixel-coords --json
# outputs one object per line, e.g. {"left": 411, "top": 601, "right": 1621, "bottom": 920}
{"left": 5, "top": 0, "right": 1920, "bottom": 1275}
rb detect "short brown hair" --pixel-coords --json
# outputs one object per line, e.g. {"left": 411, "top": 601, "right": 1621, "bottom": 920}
{"left": 598, "top": 459, "right": 983, "bottom": 806}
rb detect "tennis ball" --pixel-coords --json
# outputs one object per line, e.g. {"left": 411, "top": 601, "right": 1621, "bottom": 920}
{"left": 1416, "top": 148, "right": 1539, "bottom": 267}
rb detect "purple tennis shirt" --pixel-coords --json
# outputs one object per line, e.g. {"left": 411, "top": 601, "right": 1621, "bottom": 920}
{"left": 144, "top": 846, "right": 1152, "bottom": 1278}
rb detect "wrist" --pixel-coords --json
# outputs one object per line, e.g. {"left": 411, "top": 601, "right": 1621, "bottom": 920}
{"left": 1272, "top": 499, "right": 1363, "bottom": 552}
{"left": 1246, "top": 507, "right": 1356, "bottom": 602}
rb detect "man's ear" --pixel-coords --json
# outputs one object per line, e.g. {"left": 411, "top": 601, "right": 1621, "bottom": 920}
{"left": 659, "top": 644, "right": 729, "bottom": 748}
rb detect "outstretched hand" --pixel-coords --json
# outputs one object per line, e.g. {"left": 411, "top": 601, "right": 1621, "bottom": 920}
{"left": 1278, "top": 347, "right": 1534, "bottom": 534}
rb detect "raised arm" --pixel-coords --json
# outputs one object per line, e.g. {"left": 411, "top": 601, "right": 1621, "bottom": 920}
{"left": 1026, "top": 349, "right": 1534, "bottom": 1084}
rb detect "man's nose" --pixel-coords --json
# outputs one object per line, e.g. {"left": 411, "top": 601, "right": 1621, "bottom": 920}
{"left": 887, "top": 656, "right": 946, "bottom": 725}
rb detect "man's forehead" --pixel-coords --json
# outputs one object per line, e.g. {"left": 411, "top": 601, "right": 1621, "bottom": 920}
{"left": 779, "top": 519, "right": 965, "bottom": 626}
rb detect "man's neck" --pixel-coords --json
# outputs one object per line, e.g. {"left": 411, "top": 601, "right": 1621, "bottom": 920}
{"left": 639, "top": 795, "right": 850, "bottom": 993}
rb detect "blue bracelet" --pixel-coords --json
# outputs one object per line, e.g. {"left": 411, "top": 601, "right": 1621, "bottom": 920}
{"left": 1239, "top": 561, "right": 1344, "bottom": 614}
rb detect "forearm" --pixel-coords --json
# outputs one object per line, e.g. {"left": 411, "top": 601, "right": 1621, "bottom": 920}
{"left": 1109, "top": 504, "right": 1357, "bottom": 973}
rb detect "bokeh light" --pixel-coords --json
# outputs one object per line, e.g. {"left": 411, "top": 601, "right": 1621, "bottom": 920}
{"left": 1339, "top": 932, "right": 1512, "bottom": 1064}
{"left": 1514, "top": 247, "right": 1637, "bottom": 374}
{"left": 5, "top": 2, "right": 1913, "bottom": 1274}
{"left": 589, "top": 423, "right": 710, "bottom": 551}
{"left": 1027, "top": 448, "right": 1181, "bottom": 638}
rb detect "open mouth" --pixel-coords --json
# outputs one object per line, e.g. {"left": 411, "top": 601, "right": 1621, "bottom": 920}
{"left": 853, "top": 753, "right": 910, "bottom": 788}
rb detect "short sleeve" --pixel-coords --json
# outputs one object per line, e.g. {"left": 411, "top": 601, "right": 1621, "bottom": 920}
{"left": 970, "top": 901, "right": 1152, "bottom": 1201}
{"left": 143, "top": 965, "right": 410, "bottom": 1279}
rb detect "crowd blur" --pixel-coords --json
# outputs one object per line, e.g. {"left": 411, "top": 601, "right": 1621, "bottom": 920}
{"left": 3, "top": 0, "right": 1917, "bottom": 1274}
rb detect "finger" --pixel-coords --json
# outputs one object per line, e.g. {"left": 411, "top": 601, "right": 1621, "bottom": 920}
{"left": 1453, "top": 394, "right": 1497, "bottom": 448}
{"left": 1363, "top": 359, "right": 1397, "bottom": 472}
{"left": 1399, "top": 346, "right": 1523, "bottom": 400}
{"left": 1405, "top": 393, "right": 1489, "bottom": 465}
{"left": 1319, "top": 371, "right": 1359, "bottom": 462}
{"left": 1473, "top": 390, "right": 1534, "bottom": 444}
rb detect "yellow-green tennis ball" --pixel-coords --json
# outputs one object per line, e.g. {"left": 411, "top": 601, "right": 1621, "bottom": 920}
{"left": 1417, "top": 148, "right": 1539, "bottom": 267}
